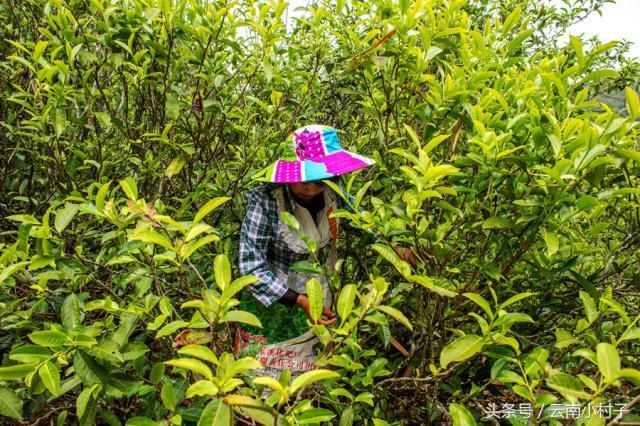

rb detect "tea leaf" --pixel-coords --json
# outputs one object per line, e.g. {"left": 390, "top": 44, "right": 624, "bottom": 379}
{"left": 449, "top": 403, "right": 476, "bottom": 426}
{"left": 198, "top": 398, "right": 232, "bottom": 426}
{"left": 376, "top": 305, "right": 413, "bottom": 331}
{"left": 214, "top": 254, "right": 231, "bottom": 291}
{"left": 119, "top": 177, "right": 138, "bottom": 201}
{"left": 194, "top": 198, "right": 230, "bottom": 224}
{"left": 38, "top": 361, "right": 61, "bottom": 396}
{"left": 596, "top": 343, "right": 620, "bottom": 383}
{"left": 54, "top": 203, "right": 79, "bottom": 233}
{"left": 165, "top": 358, "right": 213, "bottom": 381}
{"left": 440, "top": 335, "right": 484, "bottom": 368}
{"left": 290, "top": 370, "right": 340, "bottom": 393}
{"left": 337, "top": 284, "right": 357, "bottom": 321}
{"left": 306, "top": 278, "right": 324, "bottom": 322}
{"left": 0, "top": 387, "right": 23, "bottom": 419}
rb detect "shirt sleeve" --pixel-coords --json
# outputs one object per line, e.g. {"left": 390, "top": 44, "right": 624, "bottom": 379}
{"left": 277, "top": 288, "right": 300, "bottom": 308}
{"left": 239, "top": 194, "right": 289, "bottom": 307}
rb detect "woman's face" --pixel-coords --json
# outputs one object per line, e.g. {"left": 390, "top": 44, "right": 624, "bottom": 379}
{"left": 288, "top": 182, "right": 326, "bottom": 202}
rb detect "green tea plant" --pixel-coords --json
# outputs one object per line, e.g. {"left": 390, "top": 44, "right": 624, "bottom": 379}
{"left": 1, "top": 0, "right": 639, "bottom": 424}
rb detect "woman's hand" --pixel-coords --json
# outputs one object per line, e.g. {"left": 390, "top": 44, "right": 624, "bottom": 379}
{"left": 295, "top": 294, "right": 337, "bottom": 326}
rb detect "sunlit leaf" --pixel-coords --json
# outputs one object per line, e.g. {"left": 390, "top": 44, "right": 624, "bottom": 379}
{"left": 290, "top": 370, "right": 339, "bottom": 393}
{"left": 440, "top": 335, "right": 484, "bottom": 368}
{"left": 449, "top": 403, "right": 476, "bottom": 426}
{"left": 0, "top": 387, "right": 23, "bottom": 420}
{"left": 194, "top": 198, "right": 230, "bottom": 224}
{"left": 306, "top": 278, "right": 324, "bottom": 322}
{"left": 165, "top": 358, "right": 213, "bottom": 381}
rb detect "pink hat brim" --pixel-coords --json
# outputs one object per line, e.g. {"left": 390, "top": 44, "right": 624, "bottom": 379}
{"left": 264, "top": 150, "right": 375, "bottom": 183}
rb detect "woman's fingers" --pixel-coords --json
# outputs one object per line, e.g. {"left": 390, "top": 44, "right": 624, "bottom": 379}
{"left": 322, "top": 306, "right": 335, "bottom": 319}
{"left": 297, "top": 294, "right": 337, "bottom": 325}
{"left": 319, "top": 306, "right": 337, "bottom": 325}
{"left": 309, "top": 308, "right": 337, "bottom": 325}
{"left": 317, "top": 317, "right": 336, "bottom": 325}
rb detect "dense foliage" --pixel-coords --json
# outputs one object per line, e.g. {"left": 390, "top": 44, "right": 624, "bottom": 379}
{"left": 1, "top": 0, "right": 639, "bottom": 424}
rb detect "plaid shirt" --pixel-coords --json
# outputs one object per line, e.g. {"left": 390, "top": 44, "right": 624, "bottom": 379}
{"left": 239, "top": 185, "right": 315, "bottom": 307}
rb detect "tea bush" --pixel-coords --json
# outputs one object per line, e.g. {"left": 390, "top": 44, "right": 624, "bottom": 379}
{"left": 1, "top": 0, "right": 639, "bottom": 424}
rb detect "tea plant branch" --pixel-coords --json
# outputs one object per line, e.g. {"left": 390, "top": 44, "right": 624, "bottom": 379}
{"left": 139, "top": 249, "right": 164, "bottom": 296}
{"left": 323, "top": 304, "right": 373, "bottom": 361}
{"left": 284, "top": 385, "right": 311, "bottom": 418}
{"left": 358, "top": 67, "right": 387, "bottom": 149}
{"left": 68, "top": 254, "right": 123, "bottom": 301}
{"left": 468, "top": 399, "right": 501, "bottom": 426}
{"left": 159, "top": 19, "right": 174, "bottom": 129}
{"left": 118, "top": 69, "right": 133, "bottom": 139}
{"left": 187, "top": 258, "right": 208, "bottom": 290}
{"left": 178, "top": 267, "right": 195, "bottom": 299}
{"left": 376, "top": 361, "right": 461, "bottom": 389}
{"left": 446, "top": 113, "right": 466, "bottom": 160}
{"left": 620, "top": 162, "right": 639, "bottom": 226}
{"left": 597, "top": 232, "right": 640, "bottom": 283}
{"left": 606, "top": 392, "right": 640, "bottom": 426}
{"left": 282, "top": 50, "right": 322, "bottom": 137}
{"left": 91, "top": 59, "right": 131, "bottom": 140}
{"left": 27, "top": 404, "right": 68, "bottom": 426}
{"left": 349, "top": 28, "right": 397, "bottom": 66}
{"left": 191, "top": 4, "right": 229, "bottom": 136}
{"left": 499, "top": 219, "right": 543, "bottom": 276}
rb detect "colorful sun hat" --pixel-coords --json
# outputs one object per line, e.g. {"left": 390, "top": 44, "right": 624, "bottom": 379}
{"left": 253, "top": 124, "right": 375, "bottom": 183}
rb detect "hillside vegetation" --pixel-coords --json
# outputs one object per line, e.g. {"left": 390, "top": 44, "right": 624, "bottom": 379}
{"left": 1, "top": 0, "right": 639, "bottom": 424}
